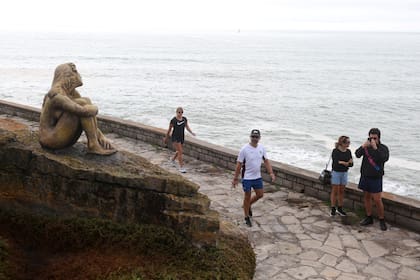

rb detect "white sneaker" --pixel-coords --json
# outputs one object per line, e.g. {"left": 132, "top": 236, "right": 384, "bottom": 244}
{"left": 179, "top": 167, "right": 187, "bottom": 173}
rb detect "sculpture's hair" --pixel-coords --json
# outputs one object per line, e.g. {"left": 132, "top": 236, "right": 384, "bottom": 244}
{"left": 50, "top": 63, "right": 82, "bottom": 93}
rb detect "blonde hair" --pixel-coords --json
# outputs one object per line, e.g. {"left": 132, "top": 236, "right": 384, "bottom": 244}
{"left": 335, "top": 136, "right": 349, "bottom": 149}
{"left": 176, "top": 107, "right": 183, "bottom": 113}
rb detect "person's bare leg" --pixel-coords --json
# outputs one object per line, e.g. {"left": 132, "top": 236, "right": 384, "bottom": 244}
{"left": 172, "top": 142, "right": 181, "bottom": 162}
{"left": 338, "top": 185, "right": 345, "bottom": 207}
{"left": 373, "top": 192, "right": 385, "bottom": 219}
{"left": 330, "top": 185, "right": 338, "bottom": 207}
{"left": 243, "top": 191, "right": 252, "bottom": 217}
{"left": 364, "top": 192, "right": 373, "bottom": 216}
{"left": 177, "top": 143, "right": 184, "bottom": 167}
{"left": 172, "top": 151, "right": 178, "bottom": 161}
{"left": 250, "top": 188, "right": 264, "bottom": 206}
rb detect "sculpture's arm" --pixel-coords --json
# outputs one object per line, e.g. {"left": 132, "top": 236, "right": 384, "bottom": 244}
{"left": 49, "top": 94, "right": 98, "bottom": 117}
{"left": 72, "top": 89, "right": 82, "bottom": 98}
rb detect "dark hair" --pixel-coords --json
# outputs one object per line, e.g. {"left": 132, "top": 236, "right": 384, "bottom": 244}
{"left": 335, "top": 136, "right": 349, "bottom": 148}
{"left": 368, "top": 128, "right": 381, "bottom": 139}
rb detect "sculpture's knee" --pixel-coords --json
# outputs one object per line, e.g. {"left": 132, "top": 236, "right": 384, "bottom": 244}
{"left": 74, "top": 97, "right": 92, "bottom": 106}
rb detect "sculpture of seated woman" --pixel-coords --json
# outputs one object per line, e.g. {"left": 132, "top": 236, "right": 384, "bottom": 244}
{"left": 39, "top": 63, "right": 116, "bottom": 155}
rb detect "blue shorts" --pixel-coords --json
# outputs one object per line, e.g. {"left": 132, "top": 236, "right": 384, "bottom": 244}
{"left": 242, "top": 178, "right": 263, "bottom": 192}
{"left": 358, "top": 176, "right": 383, "bottom": 193}
{"left": 331, "top": 171, "right": 348, "bottom": 186}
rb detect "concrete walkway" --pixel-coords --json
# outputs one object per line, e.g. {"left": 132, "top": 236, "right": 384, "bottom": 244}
{"left": 3, "top": 115, "right": 420, "bottom": 280}
{"left": 108, "top": 133, "right": 420, "bottom": 280}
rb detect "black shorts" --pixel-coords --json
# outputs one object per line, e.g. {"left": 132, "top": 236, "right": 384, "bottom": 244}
{"left": 358, "top": 176, "right": 383, "bottom": 193}
{"left": 171, "top": 135, "right": 184, "bottom": 144}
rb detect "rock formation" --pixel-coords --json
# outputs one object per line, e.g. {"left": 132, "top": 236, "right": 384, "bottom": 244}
{"left": 0, "top": 117, "right": 219, "bottom": 244}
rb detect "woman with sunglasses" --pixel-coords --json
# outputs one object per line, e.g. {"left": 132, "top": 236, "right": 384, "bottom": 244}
{"left": 330, "top": 136, "right": 353, "bottom": 216}
{"left": 164, "top": 107, "right": 195, "bottom": 173}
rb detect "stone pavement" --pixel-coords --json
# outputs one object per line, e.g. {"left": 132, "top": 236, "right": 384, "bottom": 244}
{"left": 3, "top": 115, "right": 420, "bottom": 280}
{"left": 108, "top": 134, "right": 420, "bottom": 280}
{"left": 108, "top": 135, "right": 420, "bottom": 280}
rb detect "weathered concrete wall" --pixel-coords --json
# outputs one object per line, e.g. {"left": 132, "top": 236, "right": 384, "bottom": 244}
{"left": 1, "top": 100, "right": 419, "bottom": 233}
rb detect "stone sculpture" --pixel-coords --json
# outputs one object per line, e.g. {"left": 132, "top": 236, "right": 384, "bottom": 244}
{"left": 39, "top": 63, "right": 116, "bottom": 155}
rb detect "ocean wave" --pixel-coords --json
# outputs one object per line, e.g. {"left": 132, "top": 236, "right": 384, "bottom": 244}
{"left": 387, "top": 157, "right": 420, "bottom": 171}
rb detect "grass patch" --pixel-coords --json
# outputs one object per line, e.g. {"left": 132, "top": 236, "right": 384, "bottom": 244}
{"left": 0, "top": 208, "right": 254, "bottom": 279}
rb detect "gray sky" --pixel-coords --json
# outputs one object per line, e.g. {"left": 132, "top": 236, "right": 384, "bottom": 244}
{"left": 1, "top": 0, "right": 420, "bottom": 33}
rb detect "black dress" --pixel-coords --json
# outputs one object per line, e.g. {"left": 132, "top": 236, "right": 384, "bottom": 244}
{"left": 170, "top": 116, "right": 187, "bottom": 144}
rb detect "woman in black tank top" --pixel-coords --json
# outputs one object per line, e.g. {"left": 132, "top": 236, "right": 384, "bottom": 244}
{"left": 163, "top": 107, "right": 196, "bottom": 173}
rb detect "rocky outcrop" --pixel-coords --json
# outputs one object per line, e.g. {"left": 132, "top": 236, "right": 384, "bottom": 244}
{"left": 0, "top": 118, "right": 219, "bottom": 244}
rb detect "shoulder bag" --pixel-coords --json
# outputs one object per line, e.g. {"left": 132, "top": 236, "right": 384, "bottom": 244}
{"left": 319, "top": 155, "right": 332, "bottom": 184}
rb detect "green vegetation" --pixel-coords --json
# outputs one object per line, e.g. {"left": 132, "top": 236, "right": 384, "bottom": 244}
{"left": 0, "top": 208, "right": 255, "bottom": 279}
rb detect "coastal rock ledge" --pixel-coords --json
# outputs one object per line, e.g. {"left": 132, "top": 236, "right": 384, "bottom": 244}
{"left": 0, "top": 117, "right": 219, "bottom": 244}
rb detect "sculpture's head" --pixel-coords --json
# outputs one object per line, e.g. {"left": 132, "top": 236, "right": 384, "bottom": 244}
{"left": 52, "top": 63, "right": 83, "bottom": 91}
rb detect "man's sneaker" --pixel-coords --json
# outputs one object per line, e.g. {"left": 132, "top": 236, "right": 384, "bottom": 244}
{"left": 336, "top": 207, "right": 347, "bottom": 216}
{"left": 249, "top": 206, "right": 253, "bottom": 217}
{"left": 244, "top": 216, "right": 252, "bottom": 227}
{"left": 360, "top": 216, "right": 374, "bottom": 226}
{"left": 330, "top": 207, "right": 336, "bottom": 216}
{"left": 179, "top": 168, "right": 187, "bottom": 173}
{"left": 169, "top": 158, "right": 176, "bottom": 167}
{"left": 379, "top": 219, "right": 387, "bottom": 231}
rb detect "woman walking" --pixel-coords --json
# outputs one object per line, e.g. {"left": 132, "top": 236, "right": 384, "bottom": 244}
{"left": 330, "top": 136, "right": 353, "bottom": 216}
{"left": 164, "top": 107, "right": 195, "bottom": 173}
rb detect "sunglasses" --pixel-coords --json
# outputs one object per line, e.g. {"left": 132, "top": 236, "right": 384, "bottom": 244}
{"left": 251, "top": 135, "right": 260, "bottom": 139}
{"left": 177, "top": 111, "right": 183, "bottom": 114}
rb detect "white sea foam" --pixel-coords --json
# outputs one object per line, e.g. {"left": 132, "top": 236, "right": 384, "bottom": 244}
{"left": 387, "top": 157, "right": 420, "bottom": 171}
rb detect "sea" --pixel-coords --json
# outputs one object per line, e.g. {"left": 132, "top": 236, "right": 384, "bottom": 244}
{"left": 1, "top": 31, "right": 419, "bottom": 200}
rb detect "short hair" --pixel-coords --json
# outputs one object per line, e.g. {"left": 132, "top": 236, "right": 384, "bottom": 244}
{"left": 368, "top": 128, "right": 381, "bottom": 139}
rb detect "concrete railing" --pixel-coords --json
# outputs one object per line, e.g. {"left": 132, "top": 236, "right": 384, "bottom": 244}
{"left": 1, "top": 99, "right": 419, "bottom": 233}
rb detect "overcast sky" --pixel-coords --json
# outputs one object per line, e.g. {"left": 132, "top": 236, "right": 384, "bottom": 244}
{"left": 1, "top": 0, "right": 420, "bottom": 33}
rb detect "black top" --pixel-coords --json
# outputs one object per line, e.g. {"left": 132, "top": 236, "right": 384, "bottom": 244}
{"left": 332, "top": 148, "right": 353, "bottom": 172}
{"left": 355, "top": 143, "right": 389, "bottom": 178}
{"left": 170, "top": 116, "right": 187, "bottom": 142}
